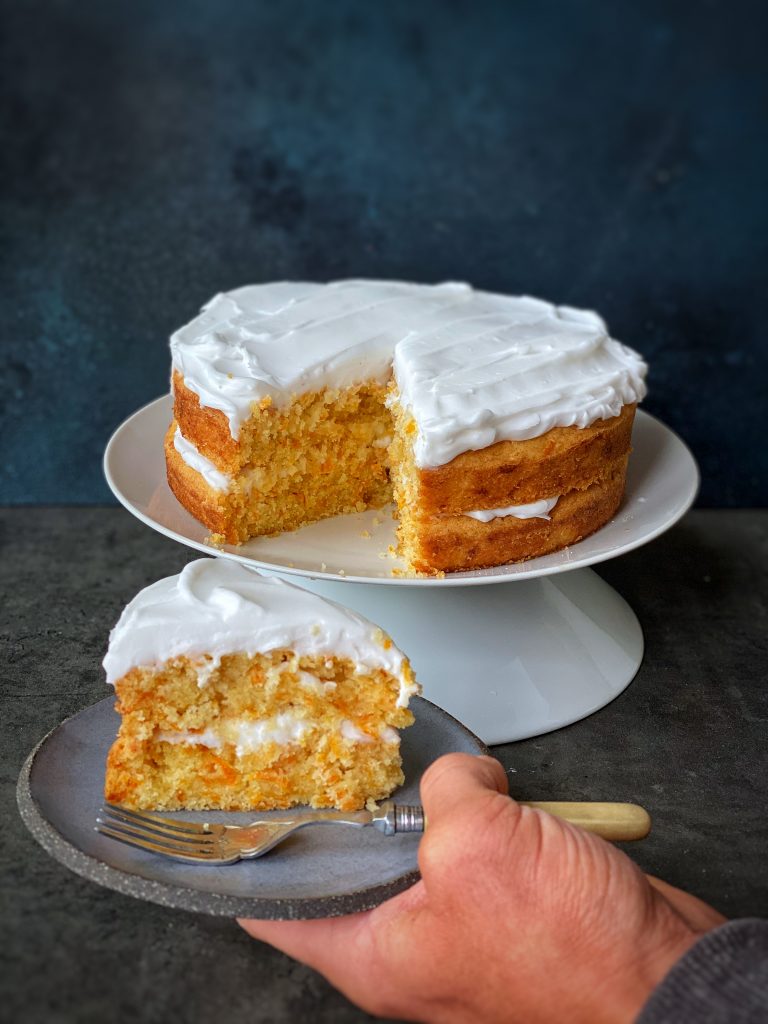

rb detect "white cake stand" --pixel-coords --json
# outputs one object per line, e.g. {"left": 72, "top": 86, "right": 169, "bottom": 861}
{"left": 104, "top": 398, "right": 698, "bottom": 744}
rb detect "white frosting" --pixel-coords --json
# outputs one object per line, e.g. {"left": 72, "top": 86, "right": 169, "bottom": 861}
{"left": 194, "top": 657, "right": 220, "bottom": 688}
{"left": 158, "top": 713, "right": 399, "bottom": 754}
{"left": 391, "top": 291, "right": 647, "bottom": 467}
{"left": 159, "top": 726, "right": 222, "bottom": 749}
{"left": 464, "top": 496, "right": 559, "bottom": 523}
{"left": 296, "top": 670, "right": 337, "bottom": 693}
{"left": 170, "top": 280, "right": 646, "bottom": 469}
{"left": 340, "top": 719, "right": 374, "bottom": 743}
{"left": 173, "top": 428, "right": 232, "bottom": 492}
{"left": 396, "top": 674, "right": 420, "bottom": 709}
{"left": 103, "top": 559, "right": 411, "bottom": 694}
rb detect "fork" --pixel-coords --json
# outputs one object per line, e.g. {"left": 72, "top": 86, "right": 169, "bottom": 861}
{"left": 96, "top": 800, "right": 650, "bottom": 864}
{"left": 96, "top": 801, "right": 425, "bottom": 864}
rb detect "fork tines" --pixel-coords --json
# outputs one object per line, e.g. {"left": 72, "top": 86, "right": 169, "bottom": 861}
{"left": 104, "top": 803, "right": 213, "bottom": 834}
{"left": 96, "top": 804, "right": 220, "bottom": 862}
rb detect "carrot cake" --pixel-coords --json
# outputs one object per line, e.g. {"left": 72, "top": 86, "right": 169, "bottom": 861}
{"left": 166, "top": 281, "right": 647, "bottom": 573}
{"left": 103, "top": 558, "right": 419, "bottom": 811}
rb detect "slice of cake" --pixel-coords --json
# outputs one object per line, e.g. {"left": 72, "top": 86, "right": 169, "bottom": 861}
{"left": 166, "top": 281, "right": 647, "bottom": 572}
{"left": 103, "top": 558, "right": 419, "bottom": 811}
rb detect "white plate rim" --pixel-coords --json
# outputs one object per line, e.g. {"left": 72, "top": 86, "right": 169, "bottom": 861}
{"left": 104, "top": 396, "right": 699, "bottom": 588}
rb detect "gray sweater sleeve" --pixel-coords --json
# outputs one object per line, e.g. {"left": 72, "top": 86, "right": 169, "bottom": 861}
{"left": 637, "top": 920, "right": 768, "bottom": 1023}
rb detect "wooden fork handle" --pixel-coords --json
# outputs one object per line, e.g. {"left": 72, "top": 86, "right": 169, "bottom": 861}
{"left": 519, "top": 801, "right": 651, "bottom": 841}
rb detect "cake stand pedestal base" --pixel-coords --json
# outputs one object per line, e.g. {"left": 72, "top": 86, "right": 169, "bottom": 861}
{"left": 289, "top": 568, "right": 643, "bottom": 745}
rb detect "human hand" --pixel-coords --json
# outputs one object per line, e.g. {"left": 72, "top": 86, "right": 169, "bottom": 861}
{"left": 240, "top": 753, "right": 725, "bottom": 1023}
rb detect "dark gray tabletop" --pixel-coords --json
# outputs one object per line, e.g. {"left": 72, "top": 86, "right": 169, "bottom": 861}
{"left": 3, "top": 508, "right": 767, "bottom": 1022}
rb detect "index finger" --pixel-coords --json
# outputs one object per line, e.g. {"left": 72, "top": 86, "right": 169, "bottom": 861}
{"left": 238, "top": 911, "right": 366, "bottom": 972}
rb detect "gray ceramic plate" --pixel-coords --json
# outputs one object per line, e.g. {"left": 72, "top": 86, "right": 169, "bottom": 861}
{"left": 17, "top": 696, "right": 486, "bottom": 919}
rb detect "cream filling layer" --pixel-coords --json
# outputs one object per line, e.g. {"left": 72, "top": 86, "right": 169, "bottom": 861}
{"left": 174, "top": 427, "right": 344, "bottom": 502}
{"left": 158, "top": 713, "right": 400, "bottom": 757}
{"left": 173, "top": 427, "right": 232, "bottom": 492}
{"left": 464, "top": 496, "right": 559, "bottom": 523}
{"left": 174, "top": 425, "right": 558, "bottom": 528}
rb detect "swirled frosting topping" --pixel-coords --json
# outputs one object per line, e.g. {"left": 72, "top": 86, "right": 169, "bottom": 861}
{"left": 171, "top": 280, "right": 646, "bottom": 468}
{"left": 103, "top": 558, "right": 411, "bottom": 689}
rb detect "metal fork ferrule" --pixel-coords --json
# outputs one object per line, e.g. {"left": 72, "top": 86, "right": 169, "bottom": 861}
{"left": 395, "top": 804, "right": 425, "bottom": 833}
{"left": 372, "top": 801, "right": 425, "bottom": 835}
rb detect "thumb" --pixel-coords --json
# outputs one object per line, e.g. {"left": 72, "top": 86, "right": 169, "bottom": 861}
{"left": 420, "top": 752, "right": 509, "bottom": 824}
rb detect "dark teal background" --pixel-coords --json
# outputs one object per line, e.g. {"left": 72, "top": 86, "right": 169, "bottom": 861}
{"left": 2, "top": 0, "right": 766, "bottom": 505}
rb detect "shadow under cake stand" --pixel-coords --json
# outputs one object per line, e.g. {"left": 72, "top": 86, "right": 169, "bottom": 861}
{"left": 105, "top": 398, "right": 698, "bottom": 745}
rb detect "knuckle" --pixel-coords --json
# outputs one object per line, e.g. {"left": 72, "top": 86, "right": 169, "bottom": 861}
{"left": 417, "top": 828, "right": 448, "bottom": 877}
{"left": 419, "top": 793, "right": 518, "bottom": 878}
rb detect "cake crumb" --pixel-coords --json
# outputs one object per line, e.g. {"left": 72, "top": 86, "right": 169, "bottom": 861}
{"left": 360, "top": 529, "right": 371, "bottom": 539}
{"left": 391, "top": 565, "right": 445, "bottom": 579}
{"left": 338, "top": 569, "right": 347, "bottom": 577}
{"left": 320, "top": 562, "right": 327, "bottom": 571}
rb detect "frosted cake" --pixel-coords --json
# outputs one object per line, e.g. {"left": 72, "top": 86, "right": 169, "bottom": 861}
{"left": 166, "top": 281, "right": 647, "bottom": 573}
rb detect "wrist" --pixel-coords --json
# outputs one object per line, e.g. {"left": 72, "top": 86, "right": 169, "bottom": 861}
{"left": 591, "top": 924, "right": 699, "bottom": 1023}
